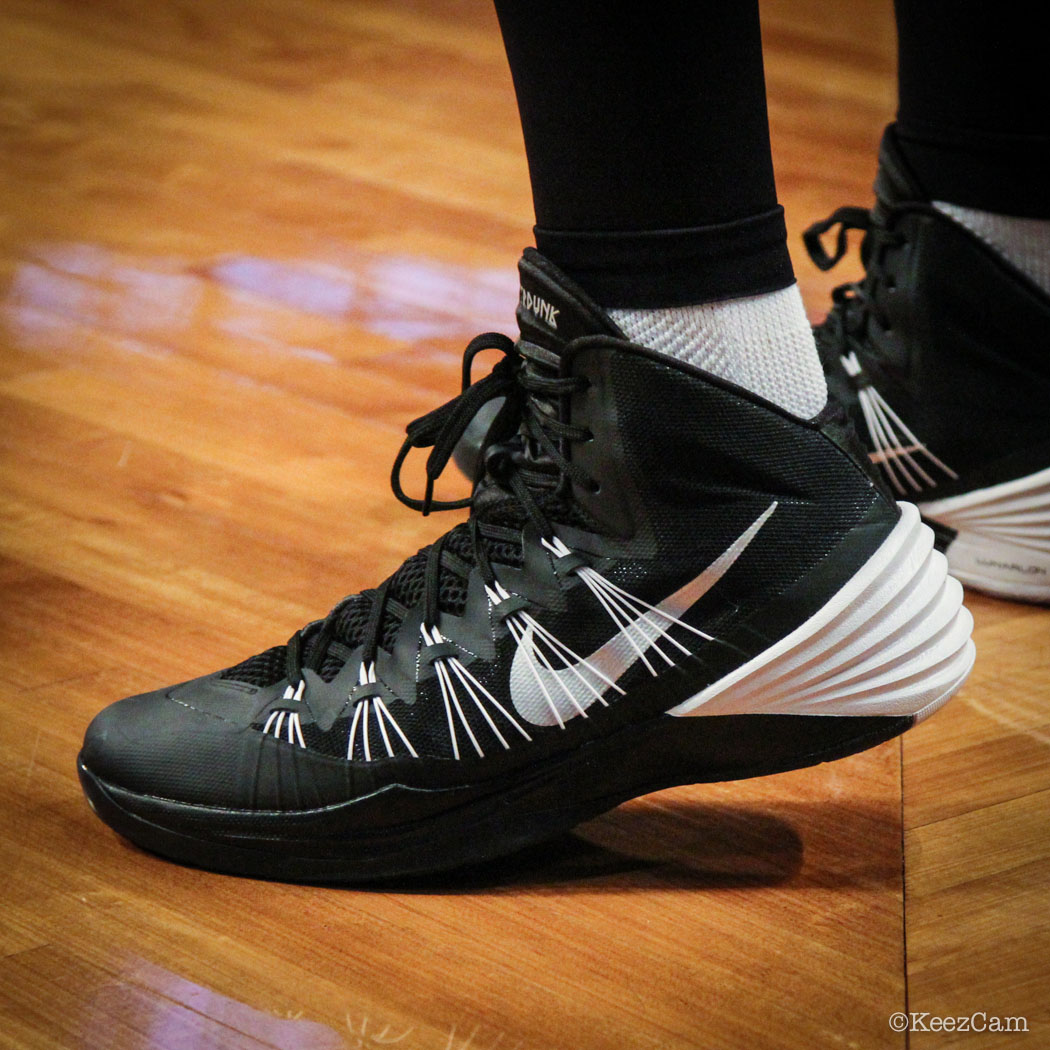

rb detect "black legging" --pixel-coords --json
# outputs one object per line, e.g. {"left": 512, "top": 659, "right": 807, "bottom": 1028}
{"left": 493, "top": 0, "right": 1050, "bottom": 307}
{"left": 894, "top": 0, "right": 1050, "bottom": 219}
{"left": 494, "top": 1, "right": 787, "bottom": 307}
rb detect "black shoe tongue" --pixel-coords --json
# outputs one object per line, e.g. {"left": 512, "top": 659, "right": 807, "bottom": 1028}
{"left": 516, "top": 247, "right": 624, "bottom": 356}
{"left": 451, "top": 249, "right": 621, "bottom": 486}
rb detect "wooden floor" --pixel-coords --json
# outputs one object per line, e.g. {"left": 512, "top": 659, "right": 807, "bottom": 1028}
{"left": 1, "top": 1, "right": 1048, "bottom": 1047}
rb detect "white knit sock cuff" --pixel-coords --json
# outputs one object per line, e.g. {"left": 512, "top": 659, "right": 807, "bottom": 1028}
{"left": 610, "top": 283, "right": 827, "bottom": 419}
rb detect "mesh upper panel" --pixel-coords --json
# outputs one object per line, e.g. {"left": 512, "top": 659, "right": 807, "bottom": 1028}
{"left": 220, "top": 645, "right": 286, "bottom": 688}
{"left": 219, "top": 516, "right": 541, "bottom": 687}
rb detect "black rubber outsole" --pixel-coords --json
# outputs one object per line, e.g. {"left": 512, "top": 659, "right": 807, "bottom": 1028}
{"left": 77, "top": 711, "right": 913, "bottom": 884}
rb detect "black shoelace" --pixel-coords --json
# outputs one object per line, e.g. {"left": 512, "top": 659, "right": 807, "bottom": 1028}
{"left": 804, "top": 200, "right": 938, "bottom": 356}
{"left": 283, "top": 331, "right": 599, "bottom": 685}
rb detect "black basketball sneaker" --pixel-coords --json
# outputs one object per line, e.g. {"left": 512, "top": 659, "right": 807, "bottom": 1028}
{"left": 78, "top": 248, "right": 975, "bottom": 883}
{"left": 806, "top": 126, "right": 1050, "bottom": 603}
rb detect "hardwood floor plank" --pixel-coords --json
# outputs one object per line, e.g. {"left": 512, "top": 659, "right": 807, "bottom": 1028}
{"left": 904, "top": 791, "right": 1050, "bottom": 1048}
{"left": 902, "top": 594, "right": 1050, "bottom": 1047}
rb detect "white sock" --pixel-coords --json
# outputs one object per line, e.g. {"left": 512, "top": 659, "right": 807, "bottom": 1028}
{"left": 935, "top": 202, "right": 1050, "bottom": 297}
{"left": 609, "top": 283, "right": 827, "bottom": 419}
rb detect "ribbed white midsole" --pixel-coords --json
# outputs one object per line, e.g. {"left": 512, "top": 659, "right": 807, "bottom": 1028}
{"left": 668, "top": 503, "right": 975, "bottom": 720}
{"left": 920, "top": 465, "right": 1050, "bottom": 602}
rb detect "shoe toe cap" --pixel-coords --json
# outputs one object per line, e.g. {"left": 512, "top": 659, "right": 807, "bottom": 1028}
{"left": 81, "top": 680, "right": 257, "bottom": 802}
{"left": 80, "top": 676, "right": 354, "bottom": 810}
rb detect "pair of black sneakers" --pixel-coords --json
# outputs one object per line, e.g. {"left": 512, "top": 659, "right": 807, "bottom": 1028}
{"left": 78, "top": 127, "right": 1048, "bottom": 882}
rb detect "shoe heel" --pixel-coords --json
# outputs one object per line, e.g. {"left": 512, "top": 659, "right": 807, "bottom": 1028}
{"left": 669, "top": 502, "right": 975, "bottom": 725}
{"left": 920, "top": 466, "right": 1050, "bottom": 603}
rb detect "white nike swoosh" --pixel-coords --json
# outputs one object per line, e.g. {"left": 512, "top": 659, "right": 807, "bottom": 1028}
{"left": 509, "top": 501, "right": 777, "bottom": 726}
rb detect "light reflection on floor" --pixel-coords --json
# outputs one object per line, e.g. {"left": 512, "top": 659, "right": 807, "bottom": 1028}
{"left": 4, "top": 243, "right": 520, "bottom": 363}
{"left": 79, "top": 954, "right": 521, "bottom": 1050}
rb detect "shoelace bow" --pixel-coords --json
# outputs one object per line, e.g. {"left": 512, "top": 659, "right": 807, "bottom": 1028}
{"left": 284, "top": 331, "right": 599, "bottom": 684}
{"left": 803, "top": 201, "right": 936, "bottom": 353}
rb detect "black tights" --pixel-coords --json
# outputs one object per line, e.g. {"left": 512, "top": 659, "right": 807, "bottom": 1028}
{"left": 893, "top": 0, "right": 1050, "bottom": 220}
{"left": 493, "top": 0, "right": 1050, "bottom": 307}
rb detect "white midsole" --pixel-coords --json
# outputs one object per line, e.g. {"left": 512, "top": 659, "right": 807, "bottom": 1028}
{"left": 919, "top": 465, "right": 1050, "bottom": 602}
{"left": 668, "top": 502, "right": 975, "bottom": 720}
